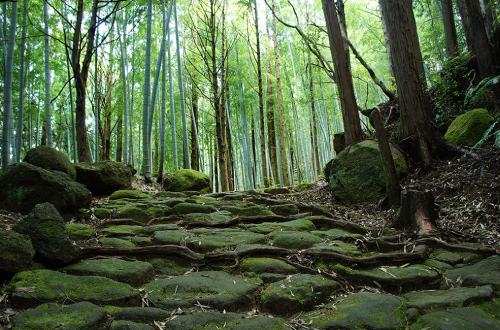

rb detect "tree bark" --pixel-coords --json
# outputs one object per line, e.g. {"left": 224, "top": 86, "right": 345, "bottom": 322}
{"left": 456, "top": 0, "right": 497, "bottom": 80}
{"left": 379, "top": 0, "right": 435, "bottom": 167}
{"left": 72, "top": 0, "right": 98, "bottom": 163}
{"left": 322, "top": 0, "right": 363, "bottom": 147}
{"left": 441, "top": 0, "right": 459, "bottom": 58}
{"left": 395, "top": 190, "right": 439, "bottom": 236}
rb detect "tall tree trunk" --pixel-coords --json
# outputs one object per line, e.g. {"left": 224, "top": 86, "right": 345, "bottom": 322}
{"left": 44, "top": 0, "right": 52, "bottom": 147}
{"left": 266, "top": 21, "right": 279, "bottom": 186}
{"left": 159, "top": 0, "right": 169, "bottom": 179}
{"left": 271, "top": 0, "right": 291, "bottom": 186}
{"left": 322, "top": 0, "right": 363, "bottom": 147}
{"left": 116, "top": 112, "right": 123, "bottom": 162}
{"left": 168, "top": 10, "right": 179, "bottom": 171}
{"left": 142, "top": 0, "right": 153, "bottom": 182}
{"left": 1, "top": 1, "right": 18, "bottom": 170}
{"left": 379, "top": 0, "right": 435, "bottom": 167}
{"left": 441, "top": 0, "right": 459, "bottom": 58}
{"left": 118, "top": 13, "right": 128, "bottom": 164}
{"left": 254, "top": 0, "right": 269, "bottom": 187}
{"left": 457, "top": 0, "right": 497, "bottom": 80}
{"left": 15, "top": 0, "right": 28, "bottom": 163}
{"left": 480, "top": 0, "right": 498, "bottom": 40}
{"left": 72, "top": 0, "right": 99, "bottom": 163}
{"left": 379, "top": 3, "right": 396, "bottom": 88}
{"left": 190, "top": 89, "right": 200, "bottom": 171}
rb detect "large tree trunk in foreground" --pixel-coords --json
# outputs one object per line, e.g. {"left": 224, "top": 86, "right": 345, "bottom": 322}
{"left": 379, "top": 0, "right": 435, "bottom": 167}
{"left": 322, "top": 0, "right": 363, "bottom": 147}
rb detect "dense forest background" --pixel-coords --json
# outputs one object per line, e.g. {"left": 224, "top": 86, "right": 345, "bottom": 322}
{"left": 0, "top": 0, "right": 499, "bottom": 192}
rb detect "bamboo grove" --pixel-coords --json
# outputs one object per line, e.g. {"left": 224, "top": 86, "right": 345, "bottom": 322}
{"left": 0, "top": 0, "right": 495, "bottom": 191}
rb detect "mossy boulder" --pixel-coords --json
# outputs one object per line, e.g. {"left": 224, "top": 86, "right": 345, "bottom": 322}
{"left": 260, "top": 274, "right": 340, "bottom": 316}
{"left": 23, "top": 145, "right": 77, "bottom": 180}
{"left": 9, "top": 269, "right": 141, "bottom": 308}
{"left": 163, "top": 169, "right": 210, "bottom": 193}
{"left": 173, "top": 202, "right": 217, "bottom": 215}
{"left": 294, "top": 182, "right": 314, "bottom": 191}
{"left": 62, "top": 258, "right": 155, "bottom": 286}
{"left": 66, "top": 223, "right": 96, "bottom": 240}
{"left": 11, "top": 302, "right": 108, "bottom": 330}
{"left": 100, "top": 237, "right": 136, "bottom": 248}
{"left": 75, "top": 161, "right": 137, "bottom": 195}
{"left": 268, "top": 230, "right": 323, "bottom": 249}
{"left": 269, "top": 204, "right": 300, "bottom": 216}
{"left": 410, "top": 307, "right": 500, "bottom": 330}
{"left": 109, "top": 307, "right": 170, "bottom": 323}
{"left": 12, "top": 203, "right": 81, "bottom": 265}
{"left": 0, "top": 162, "right": 92, "bottom": 214}
{"left": 0, "top": 229, "right": 35, "bottom": 273}
{"left": 240, "top": 258, "right": 297, "bottom": 275}
{"left": 445, "top": 255, "right": 500, "bottom": 291}
{"left": 327, "top": 139, "right": 407, "bottom": 204}
{"left": 445, "top": 108, "right": 494, "bottom": 146}
{"left": 116, "top": 202, "right": 171, "bottom": 223}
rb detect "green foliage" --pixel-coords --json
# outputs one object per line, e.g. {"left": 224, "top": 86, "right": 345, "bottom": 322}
{"left": 473, "top": 120, "right": 500, "bottom": 149}
{"left": 465, "top": 75, "right": 500, "bottom": 108}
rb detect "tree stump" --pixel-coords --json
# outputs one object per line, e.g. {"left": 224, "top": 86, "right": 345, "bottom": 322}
{"left": 394, "top": 190, "right": 439, "bottom": 236}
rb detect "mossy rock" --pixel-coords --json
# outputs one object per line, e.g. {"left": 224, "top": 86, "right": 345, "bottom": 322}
{"left": 11, "top": 302, "right": 108, "bottom": 330}
{"left": 187, "top": 229, "right": 267, "bottom": 253}
{"left": 66, "top": 223, "right": 96, "bottom": 241}
{"left": 0, "top": 229, "right": 35, "bottom": 274}
{"left": 116, "top": 202, "right": 171, "bottom": 223}
{"left": 163, "top": 311, "right": 292, "bottom": 330}
{"left": 269, "top": 204, "right": 300, "bottom": 216}
{"left": 180, "top": 211, "right": 233, "bottom": 224}
{"left": 100, "top": 237, "right": 136, "bottom": 248}
{"left": 95, "top": 207, "right": 113, "bottom": 219}
{"left": 153, "top": 230, "right": 191, "bottom": 245}
{"left": 109, "top": 320, "right": 155, "bottom": 330}
{"left": 144, "top": 271, "right": 262, "bottom": 312}
{"left": 328, "top": 139, "right": 407, "bottom": 204}
{"left": 445, "top": 108, "right": 494, "bottom": 146}
{"left": 148, "top": 257, "right": 192, "bottom": 276}
{"left": 240, "top": 257, "right": 297, "bottom": 275}
{"left": 101, "top": 225, "right": 144, "bottom": 237}
{"left": 246, "top": 219, "right": 316, "bottom": 234}
{"left": 263, "top": 187, "right": 290, "bottom": 195}
{"left": 309, "top": 241, "right": 361, "bottom": 256}
{"left": 260, "top": 274, "right": 341, "bottom": 316}
{"left": 155, "top": 191, "right": 187, "bottom": 198}
{"left": 9, "top": 269, "right": 141, "bottom": 308}
{"left": 62, "top": 258, "right": 155, "bottom": 286}
{"left": 173, "top": 202, "right": 217, "bottom": 215}
{"left": 0, "top": 162, "right": 92, "bottom": 215}
{"left": 445, "top": 255, "right": 500, "bottom": 292}
{"left": 294, "top": 183, "right": 314, "bottom": 191}
{"left": 109, "top": 306, "right": 170, "bottom": 323}
{"left": 131, "top": 236, "right": 153, "bottom": 246}
{"left": 13, "top": 203, "right": 81, "bottom": 265}
{"left": 220, "top": 205, "right": 271, "bottom": 217}
{"left": 269, "top": 230, "right": 323, "bottom": 249}
{"left": 163, "top": 169, "right": 210, "bottom": 193}
{"left": 23, "top": 145, "right": 77, "bottom": 180}
{"left": 305, "top": 292, "right": 405, "bottom": 329}
{"left": 410, "top": 307, "right": 500, "bottom": 330}
{"left": 311, "top": 228, "right": 364, "bottom": 241}
{"left": 75, "top": 161, "right": 137, "bottom": 196}
{"left": 110, "top": 190, "right": 150, "bottom": 200}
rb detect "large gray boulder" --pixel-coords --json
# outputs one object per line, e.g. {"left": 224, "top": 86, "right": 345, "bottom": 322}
{"left": 75, "top": 161, "right": 137, "bottom": 196}
{"left": 0, "top": 162, "right": 92, "bottom": 214}
{"left": 23, "top": 145, "right": 77, "bottom": 180}
{"left": 326, "top": 139, "right": 407, "bottom": 204}
{"left": 0, "top": 229, "right": 35, "bottom": 273}
{"left": 12, "top": 203, "right": 82, "bottom": 265}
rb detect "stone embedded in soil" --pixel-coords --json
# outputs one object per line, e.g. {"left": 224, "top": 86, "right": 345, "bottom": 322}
{"left": 312, "top": 228, "right": 364, "bottom": 241}
{"left": 109, "top": 320, "right": 155, "bottom": 330}
{"left": 432, "top": 251, "right": 464, "bottom": 265}
{"left": 11, "top": 302, "right": 108, "bottom": 330}
{"left": 263, "top": 187, "right": 290, "bottom": 195}
{"left": 66, "top": 223, "right": 96, "bottom": 240}
{"left": 109, "top": 307, "right": 171, "bottom": 323}
{"left": 221, "top": 205, "right": 271, "bottom": 217}
{"left": 445, "top": 255, "right": 500, "bottom": 291}
{"left": 173, "top": 202, "right": 217, "bottom": 215}
{"left": 260, "top": 274, "right": 341, "bottom": 316}
{"left": 180, "top": 211, "right": 233, "bottom": 224}
{"left": 269, "top": 230, "right": 323, "bottom": 249}
{"left": 62, "top": 258, "right": 155, "bottom": 286}
{"left": 245, "top": 219, "right": 316, "bottom": 234}
{"left": 186, "top": 229, "right": 267, "bottom": 253}
{"left": 333, "top": 264, "right": 440, "bottom": 291}
{"left": 153, "top": 230, "right": 191, "bottom": 245}
{"left": 148, "top": 257, "right": 192, "bottom": 276}
{"left": 410, "top": 307, "right": 500, "bottom": 330}
{"left": 162, "top": 311, "right": 292, "bottom": 330}
{"left": 9, "top": 269, "right": 141, "bottom": 308}
{"left": 144, "top": 270, "right": 262, "bottom": 312}
{"left": 100, "top": 237, "right": 136, "bottom": 248}
{"left": 101, "top": 225, "right": 144, "bottom": 237}
{"left": 110, "top": 189, "right": 150, "bottom": 200}
{"left": 309, "top": 241, "right": 361, "bottom": 256}
{"left": 269, "top": 203, "right": 300, "bottom": 216}
{"left": 404, "top": 285, "right": 494, "bottom": 312}
{"left": 306, "top": 216, "right": 370, "bottom": 234}
{"left": 240, "top": 257, "right": 298, "bottom": 275}
{"left": 305, "top": 292, "right": 405, "bottom": 330}
{"left": 117, "top": 202, "right": 172, "bottom": 223}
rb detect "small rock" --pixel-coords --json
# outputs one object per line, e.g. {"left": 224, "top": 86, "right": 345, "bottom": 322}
{"left": 66, "top": 223, "right": 96, "bottom": 241}
{"left": 12, "top": 203, "right": 81, "bottom": 265}
{"left": 269, "top": 230, "right": 323, "bottom": 249}
{"left": 110, "top": 190, "right": 150, "bottom": 200}
{"left": 270, "top": 204, "right": 300, "bottom": 216}
{"left": 173, "top": 202, "right": 217, "bottom": 215}
{"left": 100, "top": 237, "right": 136, "bottom": 248}
{"left": 240, "top": 258, "right": 297, "bottom": 275}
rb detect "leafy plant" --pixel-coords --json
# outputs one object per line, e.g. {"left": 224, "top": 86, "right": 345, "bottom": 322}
{"left": 473, "top": 119, "right": 500, "bottom": 148}
{"left": 464, "top": 75, "right": 500, "bottom": 108}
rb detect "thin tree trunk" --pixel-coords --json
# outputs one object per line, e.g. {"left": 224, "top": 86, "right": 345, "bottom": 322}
{"left": 118, "top": 13, "right": 128, "bottom": 164}
{"left": 142, "top": 0, "right": 153, "bottom": 182}
{"left": 168, "top": 10, "right": 179, "bottom": 171}
{"left": 15, "top": 0, "right": 28, "bottom": 162}
{"left": 43, "top": 0, "right": 52, "bottom": 147}
{"left": 441, "top": 0, "right": 459, "bottom": 58}
{"left": 1, "top": 1, "right": 17, "bottom": 170}
{"left": 159, "top": 0, "right": 169, "bottom": 180}
{"left": 266, "top": 21, "right": 279, "bottom": 185}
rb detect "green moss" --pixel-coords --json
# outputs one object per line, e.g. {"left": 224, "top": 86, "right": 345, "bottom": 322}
{"left": 445, "top": 108, "right": 494, "bottom": 146}
{"left": 294, "top": 183, "right": 314, "bottom": 191}
{"left": 95, "top": 207, "right": 112, "bottom": 219}
{"left": 110, "top": 190, "right": 150, "bottom": 200}
{"left": 66, "top": 223, "right": 95, "bottom": 241}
